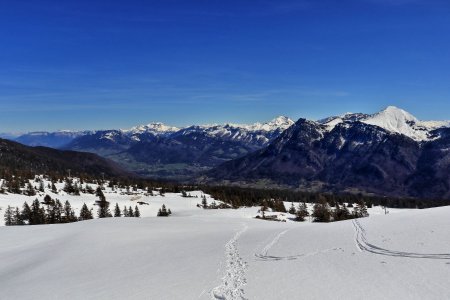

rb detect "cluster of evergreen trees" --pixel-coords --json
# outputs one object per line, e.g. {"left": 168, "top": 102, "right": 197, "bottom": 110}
{"left": 4, "top": 197, "right": 81, "bottom": 226}
{"left": 258, "top": 199, "right": 369, "bottom": 223}
{"left": 201, "top": 185, "right": 444, "bottom": 210}
{"left": 93, "top": 187, "right": 141, "bottom": 219}
{"left": 287, "top": 202, "right": 310, "bottom": 221}
{"left": 199, "top": 195, "right": 230, "bottom": 209}
{"left": 0, "top": 171, "right": 201, "bottom": 198}
{"left": 113, "top": 203, "right": 140, "bottom": 218}
{"left": 157, "top": 204, "right": 171, "bottom": 217}
{"left": 3, "top": 186, "right": 143, "bottom": 226}
{"left": 311, "top": 200, "right": 369, "bottom": 222}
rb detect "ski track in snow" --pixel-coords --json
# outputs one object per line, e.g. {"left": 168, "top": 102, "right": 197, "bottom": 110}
{"left": 254, "top": 229, "right": 342, "bottom": 262}
{"left": 211, "top": 224, "right": 249, "bottom": 300}
{"left": 353, "top": 219, "right": 450, "bottom": 259}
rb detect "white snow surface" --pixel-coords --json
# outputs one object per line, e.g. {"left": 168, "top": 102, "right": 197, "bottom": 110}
{"left": 1, "top": 183, "right": 450, "bottom": 299}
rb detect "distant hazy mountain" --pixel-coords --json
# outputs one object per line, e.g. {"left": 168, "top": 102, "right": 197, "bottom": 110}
{"left": 0, "top": 132, "right": 21, "bottom": 140}
{"left": 15, "top": 131, "right": 90, "bottom": 148}
{"left": 206, "top": 107, "right": 450, "bottom": 199}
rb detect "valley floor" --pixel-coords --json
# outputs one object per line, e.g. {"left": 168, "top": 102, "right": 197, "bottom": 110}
{"left": 1, "top": 195, "right": 449, "bottom": 299}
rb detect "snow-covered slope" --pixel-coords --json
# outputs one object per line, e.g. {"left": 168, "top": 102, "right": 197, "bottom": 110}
{"left": 320, "top": 112, "right": 368, "bottom": 130}
{"left": 1, "top": 184, "right": 449, "bottom": 300}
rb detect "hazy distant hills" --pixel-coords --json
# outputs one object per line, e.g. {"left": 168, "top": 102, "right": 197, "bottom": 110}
{"left": 15, "top": 131, "right": 91, "bottom": 148}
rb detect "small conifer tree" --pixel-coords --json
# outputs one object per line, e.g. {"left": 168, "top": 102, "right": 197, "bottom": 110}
{"left": 4, "top": 205, "right": 14, "bottom": 226}
{"left": 134, "top": 205, "right": 140, "bottom": 218}
{"left": 114, "top": 203, "right": 121, "bottom": 217}
{"left": 79, "top": 203, "right": 93, "bottom": 221}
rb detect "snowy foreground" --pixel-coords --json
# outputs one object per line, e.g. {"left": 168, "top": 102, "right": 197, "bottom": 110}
{"left": 1, "top": 190, "right": 450, "bottom": 299}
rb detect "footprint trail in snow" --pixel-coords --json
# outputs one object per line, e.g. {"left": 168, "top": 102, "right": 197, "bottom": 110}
{"left": 211, "top": 224, "right": 249, "bottom": 300}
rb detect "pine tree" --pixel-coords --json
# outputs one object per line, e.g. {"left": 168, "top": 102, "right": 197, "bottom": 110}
{"left": 201, "top": 196, "right": 208, "bottom": 209}
{"left": 39, "top": 181, "right": 45, "bottom": 193}
{"left": 358, "top": 202, "right": 369, "bottom": 218}
{"left": 96, "top": 186, "right": 105, "bottom": 200}
{"left": 54, "top": 199, "right": 63, "bottom": 223}
{"left": 295, "top": 202, "right": 309, "bottom": 221}
{"left": 43, "top": 195, "right": 56, "bottom": 224}
{"left": 114, "top": 203, "right": 121, "bottom": 217}
{"left": 63, "top": 178, "right": 75, "bottom": 194}
{"left": 134, "top": 205, "right": 140, "bottom": 218}
{"left": 63, "top": 200, "right": 76, "bottom": 223}
{"left": 312, "top": 199, "right": 331, "bottom": 222}
{"left": 123, "top": 205, "right": 128, "bottom": 217}
{"left": 30, "top": 198, "right": 45, "bottom": 225}
{"left": 157, "top": 204, "right": 169, "bottom": 217}
{"left": 25, "top": 183, "right": 36, "bottom": 196}
{"left": 353, "top": 202, "right": 369, "bottom": 218}
{"left": 4, "top": 205, "right": 14, "bottom": 226}
{"left": 13, "top": 207, "right": 24, "bottom": 225}
{"left": 8, "top": 179, "right": 21, "bottom": 194}
{"left": 21, "top": 202, "right": 31, "bottom": 224}
{"left": 73, "top": 183, "right": 80, "bottom": 196}
{"left": 96, "top": 187, "right": 111, "bottom": 218}
{"left": 79, "top": 203, "right": 93, "bottom": 221}
{"left": 128, "top": 206, "right": 133, "bottom": 218}
{"left": 333, "top": 202, "right": 350, "bottom": 221}
{"left": 51, "top": 182, "right": 58, "bottom": 194}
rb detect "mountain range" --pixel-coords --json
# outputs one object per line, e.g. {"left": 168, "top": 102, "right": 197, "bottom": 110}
{"left": 205, "top": 106, "right": 450, "bottom": 199}
{"left": 4, "top": 106, "right": 450, "bottom": 199}
{"left": 8, "top": 116, "right": 294, "bottom": 179}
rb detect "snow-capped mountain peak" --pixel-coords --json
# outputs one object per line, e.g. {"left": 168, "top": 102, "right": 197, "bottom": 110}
{"left": 263, "top": 116, "right": 295, "bottom": 130}
{"left": 126, "top": 122, "right": 180, "bottom": 135}
{"left": 231, "top": 116, "right": 294, "bottom": 132}
{"left": 363, "top": 106, "right": 418, "bottom": 128}
{"left": 319, "top": 106, "right": 450, "bottom": 141}
{"left": 363, "top": 106, "right": 432, "bottom": 141}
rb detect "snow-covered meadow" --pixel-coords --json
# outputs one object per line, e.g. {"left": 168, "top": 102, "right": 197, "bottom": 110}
{"left": 0, "top": 180, "right": 449, "bottom": 299}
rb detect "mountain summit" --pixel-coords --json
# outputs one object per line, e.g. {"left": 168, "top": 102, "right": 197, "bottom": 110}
{"left": 321, "top": 106, "right": 450, "bottom": 141}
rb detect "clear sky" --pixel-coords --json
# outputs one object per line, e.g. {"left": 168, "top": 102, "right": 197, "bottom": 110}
{"left": 1, "top": 0, "right": 449, "bottom": 132}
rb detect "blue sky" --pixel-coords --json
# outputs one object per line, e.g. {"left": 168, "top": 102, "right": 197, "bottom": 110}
{"left": 1, "top": 0, "right": 449, "bottom": 132}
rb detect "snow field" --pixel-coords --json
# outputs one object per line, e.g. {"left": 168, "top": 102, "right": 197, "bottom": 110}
{"left": 1, "top": 181, "right": 449, "bottom": 300}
